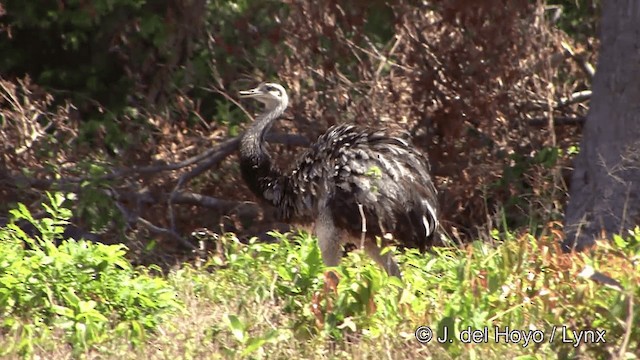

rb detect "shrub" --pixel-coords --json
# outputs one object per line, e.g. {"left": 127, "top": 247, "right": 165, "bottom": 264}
{"left": 186, "top": 227, "right": 638, "bottom": 358}
{"left": 0, "top": 192, "right": 181, "bottom": 356}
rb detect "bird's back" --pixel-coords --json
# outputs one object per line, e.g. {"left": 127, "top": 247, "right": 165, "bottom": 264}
{"left": 284, "top": 124, "right": 439, "bottom": 251}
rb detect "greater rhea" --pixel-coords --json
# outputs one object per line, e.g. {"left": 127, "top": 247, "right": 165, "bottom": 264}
{"left": 238, "top": 82, "right": 438, "bottom": 278}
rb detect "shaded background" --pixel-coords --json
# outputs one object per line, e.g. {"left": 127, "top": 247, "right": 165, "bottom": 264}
{"left": 0, "top": 0, "right": 599, "bottom": 264}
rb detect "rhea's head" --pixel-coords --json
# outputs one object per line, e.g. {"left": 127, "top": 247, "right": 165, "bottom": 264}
{"left": 239, "top": 82, "right": 288, "bottom": 110}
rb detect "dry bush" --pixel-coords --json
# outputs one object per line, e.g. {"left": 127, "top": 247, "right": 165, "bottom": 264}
{"left": 0, "top": 77, "right": 76, "bottom": 204}
{"left": 270, "top": 0, "right": 590, "bottom": 240}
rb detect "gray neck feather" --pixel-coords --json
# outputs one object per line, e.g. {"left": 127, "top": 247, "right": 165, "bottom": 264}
{"left": 240, "top": 102, "right": 287, "bottom": 163}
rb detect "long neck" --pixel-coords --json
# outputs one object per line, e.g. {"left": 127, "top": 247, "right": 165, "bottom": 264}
{"left": 239, "top": 103, "right": 287, "bottom": 202}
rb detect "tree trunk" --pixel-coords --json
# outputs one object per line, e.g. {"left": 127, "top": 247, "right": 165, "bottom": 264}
{"left": 563, "top": 1, "right": 640, "bottom": 251}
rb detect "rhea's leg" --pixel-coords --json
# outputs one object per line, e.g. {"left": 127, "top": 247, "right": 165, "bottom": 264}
{"left": 363, "top": 240, "right": 402, "bottom": 279}
{"left": 315, "top": 209, "right": 342, "bottom": 268}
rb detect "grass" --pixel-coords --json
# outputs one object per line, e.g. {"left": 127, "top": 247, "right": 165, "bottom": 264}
{"left": 0, "top": 196, "right": 638, "bottom": 359}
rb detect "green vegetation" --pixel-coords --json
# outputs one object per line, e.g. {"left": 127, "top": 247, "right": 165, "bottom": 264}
{"left": 1, "top": 1, "right": 631, "bottom": 359}
{"left": 547, "top": 0, "right": 600, "bottom": 41}
{"left": 0, "top": 194, "right": 180, "bottom": 357}
{"left": 1, "top": 198, "right": 637, "bottom": 358}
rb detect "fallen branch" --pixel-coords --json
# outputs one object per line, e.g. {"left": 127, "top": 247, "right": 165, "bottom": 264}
{"left": 528, "top": 90, "right": 592, "bottom": 110}
{"left": 113, "top": 199, "right": 196, "bottom": 250}
{"left": 102, "top": 131, "right": 308, "bottom": 183}
{"left": 5, "top": 127, "right": 308, "bottom": 238}
{"left": 170, "top": 191, "right": 257, "bottom": 213}
{"left": 528, "top": 116, "right": 586, "bottom": 127}
{"left": 556, "top": 90, "right": 592, "bottom": 108}
{"left": 168, "top": 136, "right": 241, "bottom": 229}
{"left": 174, "top": 137, "right": 241, "bottom": 190}
{"left": 2, "top": 132, "right": 309, "bottom": 193}
{"left": 107, "top": 188, "right": 259, "bottom": 215}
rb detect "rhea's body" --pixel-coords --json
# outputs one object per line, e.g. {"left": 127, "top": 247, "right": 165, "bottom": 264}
{"left": 239, "top": 83, "right": 438, "bottom": 277}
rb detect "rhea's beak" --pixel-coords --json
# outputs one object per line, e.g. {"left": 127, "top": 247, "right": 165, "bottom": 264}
{"left": 239, "top": 87, "right": 263, "bottom": 98}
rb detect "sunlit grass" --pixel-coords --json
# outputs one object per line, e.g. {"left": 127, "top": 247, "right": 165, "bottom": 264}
{"left": 1, "top": 197, "right": 638, "bottom": 359}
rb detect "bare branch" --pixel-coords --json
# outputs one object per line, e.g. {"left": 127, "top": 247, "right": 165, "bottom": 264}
{"left": 174, "top": 137, "right": 240, "bottom": 190}
{"left": 107, "top": 187, "right": 258, "bottom": 214}
{"left": 137, "top": 216, "right": 194, "bottom": 248}
{"left": 127, "top": 131, "right": 309, "bottom": 182}
{"left": 2, "top": 132, "right": 309, "bottom": 194}
{"left": 113, "top": 194, "right": 196, "bottom": 250}
{"left": 528, "top": 90, "right": 592, "bottom": 110}
{"left": 528, "top": 116, "right": 586, "bottom": 127}
{"left": 100, "top": 139, "right": 237, "bottom": 182}
{"left": 557, "top": 90, "right": 592, "bottom": 108}
{"left": 170, "top": 191, "right": 258, "bottom": 213}
{"left": 168, "top": 138, "right": 238, "bottom": 228}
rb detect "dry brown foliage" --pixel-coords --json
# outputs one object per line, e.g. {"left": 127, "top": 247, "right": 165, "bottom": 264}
{"left": 0, "top": 1, "right": 595, "bottom": 257}
{"left": 0, "top": 77, "right": 75, "bottom": 204}
{"left": 270, "top": 0, "right": 591, "bottom": 240}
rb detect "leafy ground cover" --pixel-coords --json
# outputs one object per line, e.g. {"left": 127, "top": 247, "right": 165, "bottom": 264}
{"left": 0, "top": 197, "right": 637, "bottom": 359}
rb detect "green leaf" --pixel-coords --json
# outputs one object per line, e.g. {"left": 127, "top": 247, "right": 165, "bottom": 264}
{"left": 51, "top": 304, "right": 74, "bottom": 318}
{"left": 12, "top": 203, "right": 35, "bottom": 222}
{"left": 226, "top": 314, "right": 246, "bottom": 343}
{"left": 613, "top": 234, "right": 628, "bottom": 249}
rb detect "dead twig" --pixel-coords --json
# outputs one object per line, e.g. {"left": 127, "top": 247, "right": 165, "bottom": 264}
{"left": 616, "top": 294, "right": 634, "bottom": 360}
{"left": 358, "top": 203, "right": 367, "bottom": 250}
{"left": 113, "top": 197, "right": 196, "bottom": 250}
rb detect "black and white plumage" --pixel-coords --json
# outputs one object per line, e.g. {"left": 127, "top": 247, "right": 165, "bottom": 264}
{"left": 238, "top": 82, "right": 438, "bottom": 277}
